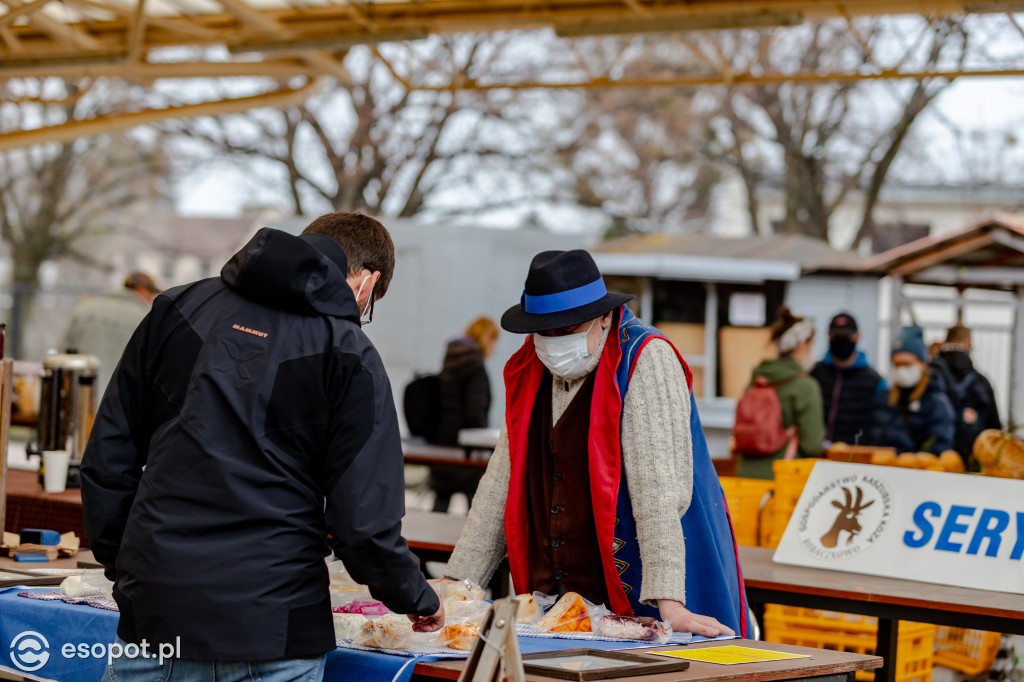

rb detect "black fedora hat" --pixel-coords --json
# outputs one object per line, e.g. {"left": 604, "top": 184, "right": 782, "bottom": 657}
{"left": 501, "top": 250, "right": 633, "bottom": 334}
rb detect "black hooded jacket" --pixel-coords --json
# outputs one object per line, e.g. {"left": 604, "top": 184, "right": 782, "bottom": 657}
{"left": 81, "top": 228, "right": 438, "bottom": 661}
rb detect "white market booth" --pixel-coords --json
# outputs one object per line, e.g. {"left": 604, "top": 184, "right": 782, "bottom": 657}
{"left": 866, "top": 214, "right": 1024, "bottom": 431}
{"left": 592, "top": 232, "right": 880, "bottom": 458}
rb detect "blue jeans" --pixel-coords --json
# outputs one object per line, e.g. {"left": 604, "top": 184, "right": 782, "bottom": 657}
{"left": 102, "top": 638, "right": 327, "bottom": 682}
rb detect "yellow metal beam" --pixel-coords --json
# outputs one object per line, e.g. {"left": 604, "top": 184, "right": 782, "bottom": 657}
{"left": 0, "top": 78, "right": 324, "bottom": 152}
{"left": 0, "top": 0, "right": 978, "bottom": 60}
{"left": 402, "top": 67, "right": 1024, "bottom": 90}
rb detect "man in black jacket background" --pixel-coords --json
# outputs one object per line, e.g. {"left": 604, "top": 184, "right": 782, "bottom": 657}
{"left": 810, "top": 312, "right": 888, "bottom": 446}
{"left": 931, "top": 324, "right": 1002, "bottom": 470}
{"left": 82, "top": 213, "right": 443, "bottom": 681}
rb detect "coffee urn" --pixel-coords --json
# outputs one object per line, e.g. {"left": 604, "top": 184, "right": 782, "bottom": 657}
{"left": 29, "top": 353, "right": 100, "bottom": 487}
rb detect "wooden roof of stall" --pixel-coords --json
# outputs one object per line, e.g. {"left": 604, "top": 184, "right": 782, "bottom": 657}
{"left": 3, "top": 0, "right": 1023, "bottom": 148}
{"left": 865, "top": 214, "right": 1024, "bottom": 290}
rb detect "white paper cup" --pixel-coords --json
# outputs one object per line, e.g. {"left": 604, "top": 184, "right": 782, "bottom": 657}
{"left": 42, "top": 450, "right": 70, "bottom": 493}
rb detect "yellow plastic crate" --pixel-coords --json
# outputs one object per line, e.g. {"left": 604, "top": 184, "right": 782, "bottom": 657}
{"left": 766, "top": 458, "right": 820, "bottom": 548}
{"left": 718, "top": 477, "right": 774, "bottom": 547}
{"left": 763, "top": 605, "right": 936, "bottom": 682}
{"left": 933, "top": 627, "right": 1001, "bottom": 675}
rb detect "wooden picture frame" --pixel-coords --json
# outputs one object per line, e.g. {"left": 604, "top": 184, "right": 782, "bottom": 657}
{"left": 521, "top": 648, "right": 689, "bottom": 681}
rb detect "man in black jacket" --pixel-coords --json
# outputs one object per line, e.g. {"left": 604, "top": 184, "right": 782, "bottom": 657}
{"left": 931, "top": 324, "right": 1001, "bottom": 470}
{"left": 810, "top": 312, "right": 888, "bottom": 446}
{"left": 82, "top": 213, "right": 443, "bottom": 680}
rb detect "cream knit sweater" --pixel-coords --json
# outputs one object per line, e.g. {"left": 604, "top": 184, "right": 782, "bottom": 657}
{"left": 444, "top": 327, "right": 693, "bottom": 607}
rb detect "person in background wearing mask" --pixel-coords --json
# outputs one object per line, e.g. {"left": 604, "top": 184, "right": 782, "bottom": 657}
{"left": 737, "top": 307, "right": 825, "bottom": 480}
{"left": 429, "top": 316, "right": 500, "bottom": 512}
{"left": 810, "top": 313, "right": 888, "bottom": 447}
{"left": 440, "top": 250, "right": 747, "bottom": 638}
{"left": 875, "top": 326, "right": 955, "bottom": 454}
{"left": 931, "top": 324, "right": 1001, "bottom": 469}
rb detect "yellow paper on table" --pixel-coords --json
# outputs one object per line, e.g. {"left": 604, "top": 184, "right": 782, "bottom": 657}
{"left": 652, "top": 645, "right": 811, "bottom": 665}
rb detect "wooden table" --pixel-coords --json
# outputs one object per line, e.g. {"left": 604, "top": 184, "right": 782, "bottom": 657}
{"left": 403, "top": 441, "right": 490, "bottom": 470}
{"left": 740, "top": 545, "right": 1024, "bottom": 682}
{"left": 402, "top": 510, "right": 509, "bottom": 598}
{"left": 0, "top": 549, "right": 100, "bottom": 575}
{"left": 411, "top": 638, "right": 881, "bottom": 681}
{"left": 3, "top": 469, "right": 88, "bottom": 547}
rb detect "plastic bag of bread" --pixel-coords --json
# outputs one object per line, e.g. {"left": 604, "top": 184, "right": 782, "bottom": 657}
{"left": 535, "top": 591, "right": 607, "bottom": 633}
{"left": 432, "top": 578, "right": 485, "bottom": 603}
{"left": 442, "top": 596, "right": 490, "bottom": 625}
{"left": 974, "top": 429, "right": 1024, "bottom": 480}
{"left": 513, "top": 593, "right": 541, "bottom": 624}
{"left": 597, "top": 614, "right": 672, "bottom": 643}
{"left": 438, "top": 623, "right": 480, "bottom": 651}
{"left": 333, "top": 613, "right": 367, "bottom": 641}
{"left": 355, "top": 613, "right": 414, "bottom": 650}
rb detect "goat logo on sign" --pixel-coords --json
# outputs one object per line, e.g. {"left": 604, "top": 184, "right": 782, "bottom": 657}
{"left": 820, "top": 486, "right": 874, "bottom": 548}
{"left": 795, "top": 475, "right": 892, "bottom": 561}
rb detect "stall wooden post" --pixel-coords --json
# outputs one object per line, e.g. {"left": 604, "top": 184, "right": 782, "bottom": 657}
{"left": 0, "top": 359, "right": 14, "bottom": 538}
{"left": 458, "top": 597, "right": 524, "bottom": 682}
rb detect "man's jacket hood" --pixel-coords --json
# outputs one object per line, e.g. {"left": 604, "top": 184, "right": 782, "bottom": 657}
{"left": 221, "top": 227, "right": 360, "bottom": 321}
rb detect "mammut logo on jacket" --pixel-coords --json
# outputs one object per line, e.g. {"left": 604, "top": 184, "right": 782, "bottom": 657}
{"left": 232, "top": 324, "right": 269, "bottom": 339}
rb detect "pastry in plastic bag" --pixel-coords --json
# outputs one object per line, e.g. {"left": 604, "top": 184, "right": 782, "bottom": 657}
{"left": 513, "top": 594, "right": 540, "bottom": 624}
{"left": 443, "top": 596, "right": 490, "bottom": 625}
{"left": 439, "top": 623, "right": 480, "bottom": 651}
{"left": 333, "top": 613, "right": 366, "bottom": 641}
{"left": 536, "top": 592, "right": 592, "bottom": 633}
{"left": 974, "top": 429, "right": 1024, "bottom": 479}
{"left": 357, "top": 614, "right": 413, "bottom": 650}
{"left": 597, "top": 615, "right": 670, "bottom": 642}
{"left": 433, "top": 578, "right": 485, "bottom": 602}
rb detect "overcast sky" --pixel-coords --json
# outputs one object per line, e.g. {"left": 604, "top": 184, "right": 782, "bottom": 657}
{"left": 175, "top": 76, "right": 1024, "bottom": 219}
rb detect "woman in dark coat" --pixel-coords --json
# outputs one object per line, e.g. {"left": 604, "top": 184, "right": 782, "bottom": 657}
{"left": 430, "top": 317, "right": 499, "bottom": 512}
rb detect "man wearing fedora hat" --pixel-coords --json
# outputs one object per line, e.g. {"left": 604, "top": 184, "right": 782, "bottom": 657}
{"left": 443, "top": 250, "right": 747, "bottom": 638}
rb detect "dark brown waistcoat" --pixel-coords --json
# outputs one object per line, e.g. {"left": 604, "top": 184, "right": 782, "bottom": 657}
{"left": 524, "top": 371, "right": 609, "bottom": 606}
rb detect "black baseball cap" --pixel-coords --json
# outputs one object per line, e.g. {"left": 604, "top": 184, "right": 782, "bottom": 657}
{"left": 828, "top": 312, "right": 858, "bottom": 337}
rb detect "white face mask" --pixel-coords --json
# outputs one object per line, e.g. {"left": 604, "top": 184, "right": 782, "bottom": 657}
{"left": 354, "top": 274, "right": 374, "bottom": 325}
{"left": 893, "top": 365, "right": 923, "bottom": 389}
{"left": 533, "top": 321, "right": 595, "bottom": 378}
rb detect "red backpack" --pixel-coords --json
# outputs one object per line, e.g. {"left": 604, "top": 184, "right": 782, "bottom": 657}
{"left": 732, "top": 375, "right": 801, "bottom": 459}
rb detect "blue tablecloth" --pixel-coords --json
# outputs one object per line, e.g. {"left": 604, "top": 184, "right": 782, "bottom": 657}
{"left": 1, "top": 588, "right": 728, "bottom": 682}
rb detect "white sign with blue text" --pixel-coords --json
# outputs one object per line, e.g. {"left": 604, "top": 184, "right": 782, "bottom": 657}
{"left": 772, "top": 461, "right": 1024, "bottom": 594}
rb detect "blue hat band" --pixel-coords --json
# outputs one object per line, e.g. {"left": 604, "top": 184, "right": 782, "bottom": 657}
{"left": 521, "top": 278, "right": 607, "bottom": 315}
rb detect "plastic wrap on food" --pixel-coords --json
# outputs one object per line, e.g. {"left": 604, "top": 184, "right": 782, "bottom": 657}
{"left": 332, "top": 613, "right": 367, "bottom": 641}
{"left": 513, "top": 594, "right": 541, "bottom": 624}
{"left": 333, "top": 600, "right": 392, "bottom": 617}
{"left": 535, "top": 591, "right": 601, "bottom": 633}
{"left": 442, "top": 596, "right": 490, "bottom": 625}
{"left": 432, "top": 578, "right": 485, "bottom": 602}
{"left": 596, "top": 614, "right": 672, "bottom": 643}
{"left": 60, "top": 570, "right": 113, "bottom": 599}
{"left": 355, "top": 614, "right": 413, "bottom": 650}
{"left": 438, "top": 623, "right": 480, "bottom": 651}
